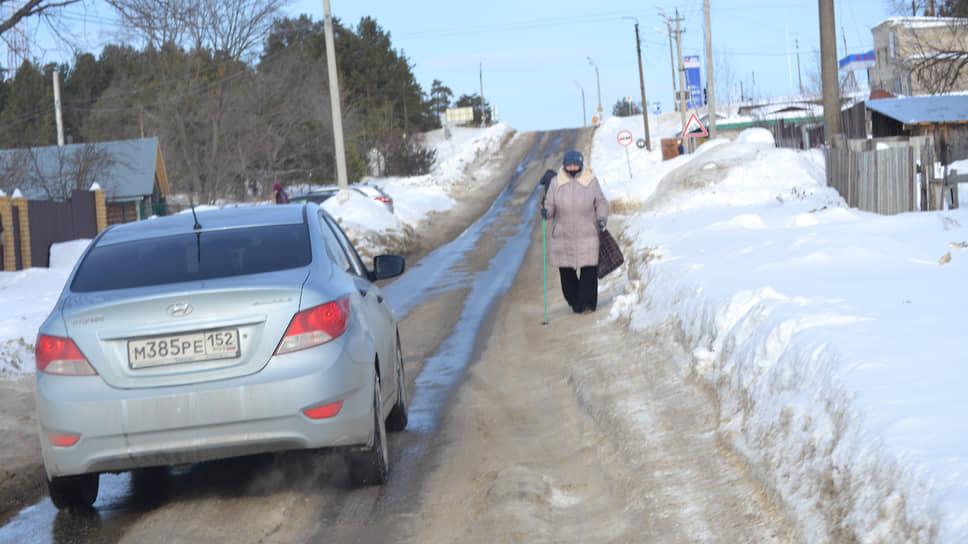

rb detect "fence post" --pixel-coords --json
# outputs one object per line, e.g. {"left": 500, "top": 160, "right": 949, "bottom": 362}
{"left": 10, "top": 195, "right": 31, "bottom": 270}
{"left": 0, "top": 195, "right": 12, "bottom": 271}
{"left": 93, "top": 189, "right": 107, "bottom": 233}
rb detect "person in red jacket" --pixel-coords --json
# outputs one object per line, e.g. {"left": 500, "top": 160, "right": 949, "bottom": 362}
{"left": 540, "top": 150, "right": 609, "bottom": 314}
{"left": 273, "top": 183, "right": 289, "bottom": 204}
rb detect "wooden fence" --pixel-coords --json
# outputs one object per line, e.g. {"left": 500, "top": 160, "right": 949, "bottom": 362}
{"left": 825, "top": 136, "right": 934, "bottom": 215}
{"left": 774, "top": 119, "right": 825, "bottom": 150}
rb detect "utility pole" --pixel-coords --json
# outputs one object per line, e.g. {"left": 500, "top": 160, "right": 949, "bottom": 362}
{"left": 674, "top": 10, "right": 688, "bottom": 140}
{"left": 624, "top": 17, "right": 651, "bottom": 151}
{"left": 323, "top": 0, "right": 348, "bottom": 190}
{"left": 819, "top": 0, "right": 841, "bottom": 141}
{"left": 796, "top": 39, "right": 804, "bottom": 96}
{"left": 703, "top": 0, "right": 716, "bottom": 138}
{"left": 664, "top": 24, "right": 676, "bottom": 102}
{"left": 52, "top": 71, "right": 64, "bottom": 146}
{"left": 479, "top": 62, "right": 486, "bottom": 128}
{"left": 657, "top": 11, "right": 677, "bottom": 116}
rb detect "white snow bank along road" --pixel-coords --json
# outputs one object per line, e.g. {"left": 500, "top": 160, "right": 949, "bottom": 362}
{"left": 0, "top": 240, "right": 90, "bottom": 378}
{"left": 600, "top": 127, "right": 968, "bottom": 543}
{"left": 325, "top": 123, "right": 516, "bottom": 259}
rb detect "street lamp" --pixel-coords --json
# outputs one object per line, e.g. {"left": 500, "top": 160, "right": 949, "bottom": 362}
{"left": 622, "top": 15, "right": 651, "bottom": 151}
{"left": 574, "top": 81, "right": 587, "bottom": 127}
{"left": 586, "top": 56, "right": 603, "bottom": 124}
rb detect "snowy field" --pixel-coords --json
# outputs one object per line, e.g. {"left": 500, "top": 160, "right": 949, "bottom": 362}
{"left": 2, "top": 115, "right": 968, "bottom": 542}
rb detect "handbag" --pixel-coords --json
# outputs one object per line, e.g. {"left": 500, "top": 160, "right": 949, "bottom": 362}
{"left": 597, "top": 228, "right": 624, "bottom": 279}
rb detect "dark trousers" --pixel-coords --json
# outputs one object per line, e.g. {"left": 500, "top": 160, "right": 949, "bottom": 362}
{"left": 559, "top": 266, "right": 598, "bottom": 312}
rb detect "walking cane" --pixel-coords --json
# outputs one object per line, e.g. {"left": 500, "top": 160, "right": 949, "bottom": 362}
{"left": 542, "top": 217, "right": 548, "bottom": 325}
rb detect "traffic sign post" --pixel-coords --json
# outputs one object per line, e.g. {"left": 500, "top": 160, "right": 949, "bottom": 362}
{"left": 682, "top": 113, "right": 708, "bottom": 138}
{"left": 617, "top": 129, "right": 634, "bottom": 178}
{"left": 617, "top": 130, "right": 633, "bottom": 146}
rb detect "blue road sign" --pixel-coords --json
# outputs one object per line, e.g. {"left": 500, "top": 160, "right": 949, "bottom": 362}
{"left": 683, "top": 55, "right": 703, "bottom": 109}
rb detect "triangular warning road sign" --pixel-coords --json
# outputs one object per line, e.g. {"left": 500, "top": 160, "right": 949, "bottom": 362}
{"left": 682, "top": 113, "right": 708, "bottom": 138}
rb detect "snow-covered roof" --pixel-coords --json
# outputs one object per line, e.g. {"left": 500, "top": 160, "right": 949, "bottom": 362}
{"left": 879, "top": 16, "right": 966, "bottom": 29}
{"left": 867, "top": 95, "right": 968, "bottom": 124}
{"left": 749, "top": 102, "right": 824, "bottom": 121}
{"left": 905, "top": 51, "right": 968, "bottom": 61}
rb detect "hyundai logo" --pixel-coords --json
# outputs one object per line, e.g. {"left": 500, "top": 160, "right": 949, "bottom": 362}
{"left": 166, "top": 302, "right": 193, "bottom": 317}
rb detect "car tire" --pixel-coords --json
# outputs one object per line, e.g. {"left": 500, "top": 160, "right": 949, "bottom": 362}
{"left": 386, "top": 335, "right": 408, "bottom": 432}
{"left": 346, "top": 373, "right": 389, "bottom": 486}
{"left": 47, "top": 472, "right": 99, "bottom": 510}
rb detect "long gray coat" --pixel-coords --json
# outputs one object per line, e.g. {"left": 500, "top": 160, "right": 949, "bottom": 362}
{"left": 543, "top": 167, "right": 609, "bottom": 270}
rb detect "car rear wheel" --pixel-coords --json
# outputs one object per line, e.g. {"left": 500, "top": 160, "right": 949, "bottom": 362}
{"left": 47, "top": 472, "right": 99, "bottom": 509}
{"left": 346, "top": 373, "right": 389, "bottom": 486}
{"left": 386, "top": 335, "right": 408, "bottom": 432}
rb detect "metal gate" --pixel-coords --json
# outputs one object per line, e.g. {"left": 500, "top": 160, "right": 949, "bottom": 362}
{"left": 26, "top": 190, "right": 98, "bottom": 268}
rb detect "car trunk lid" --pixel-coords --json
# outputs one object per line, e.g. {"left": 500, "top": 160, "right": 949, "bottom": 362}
{"left": 62, "top": 271, "right": 306, "bottom": 389}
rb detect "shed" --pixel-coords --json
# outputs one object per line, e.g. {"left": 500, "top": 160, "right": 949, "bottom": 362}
{"left": 866, "top": 95, "right": 968, "bottom": 164}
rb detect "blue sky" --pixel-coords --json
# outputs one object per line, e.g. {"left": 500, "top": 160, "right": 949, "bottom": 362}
{"left": 16, "top": 0, "right": 896, "bottom": 132}
{"left": 288, "top": 0, "right": 894, "bottom": 131}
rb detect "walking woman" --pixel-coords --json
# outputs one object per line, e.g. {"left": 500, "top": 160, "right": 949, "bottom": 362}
{"left": 273, "top": 183, "right": 289, "bottom": 204}
{"left": 540, "top": 150, "right": 609, "bottom": 314}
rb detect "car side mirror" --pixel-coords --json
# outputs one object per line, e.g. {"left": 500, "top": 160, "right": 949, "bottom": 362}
{"left": 372, "top": 254, "right": 405, "bottom": 280}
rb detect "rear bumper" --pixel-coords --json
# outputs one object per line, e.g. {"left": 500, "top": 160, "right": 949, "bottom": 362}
{"left": 36, "top": 348, "right": 373, "bottom": 478}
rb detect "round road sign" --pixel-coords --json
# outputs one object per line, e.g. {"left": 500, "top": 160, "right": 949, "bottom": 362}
{"left": 636, "top": 138, "right": 646, "bottom": 149}
{"left": 617, "top": 130, "right": 633, "bottom": 147}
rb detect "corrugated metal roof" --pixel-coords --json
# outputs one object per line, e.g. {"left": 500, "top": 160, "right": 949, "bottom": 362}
{"left": 867, "top": 95, "right": 968, "bottom": 124}
{"left": 0, "top": 137, "right": 161, "bottom": 200}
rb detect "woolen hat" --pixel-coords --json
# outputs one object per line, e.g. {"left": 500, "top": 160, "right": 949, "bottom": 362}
{"left": 562, "top": 150, "right": 583, "bottom": 170}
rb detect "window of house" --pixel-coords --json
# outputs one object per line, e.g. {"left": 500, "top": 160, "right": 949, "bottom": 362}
{"left": 890, "top": 31, "right": 895, "bottom": 58}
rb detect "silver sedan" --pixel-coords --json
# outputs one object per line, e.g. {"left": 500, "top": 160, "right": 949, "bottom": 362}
{"left": 34, "top": 203, "right": 408, "bottom": 509}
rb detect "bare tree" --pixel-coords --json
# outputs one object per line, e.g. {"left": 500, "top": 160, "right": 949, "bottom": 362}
{"left": 229, "top": 47, "right": 334, "bottom": 199}
{"left": 0, "top": 148, "right": 31, "bottom": 195}
{"left": 0, "top": 0, "right": 81, "bottom": 36}
{"left": 23, "top": 143, "right": 117, "bottom": 200}
{"left": 104, "top": 0, "right": 285, "bottom": 202}
{"left": 906, "top": 18, "right": 968, "bottom": 94}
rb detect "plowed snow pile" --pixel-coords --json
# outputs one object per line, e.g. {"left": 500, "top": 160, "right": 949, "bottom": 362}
{"left": 595, "top": 117, "right": 968, "bottom": 543}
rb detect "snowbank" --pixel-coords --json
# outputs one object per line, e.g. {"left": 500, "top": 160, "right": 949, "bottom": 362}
{"left": 330, "top": 123, "right": 516, "bottom": 258}
{"left": 597, "top": 116, "right": 968, "bottom": 542}
{"left": 0, "top": 240, "right": 89, "bottom": 378}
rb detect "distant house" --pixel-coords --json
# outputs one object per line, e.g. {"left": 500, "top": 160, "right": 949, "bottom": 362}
{"left": 0, "top": 137, "right": 170, "bottom": 224}
{"left": 869, "top": 17, "right": 968, "bottom": 96}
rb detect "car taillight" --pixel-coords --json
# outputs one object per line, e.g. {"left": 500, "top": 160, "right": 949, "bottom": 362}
{"left": 375, "top": 196, "right": 391, "bottom": 203}
{"left": 48, "top": 433, "right": 80, "bottom": 447}
{"left": 35, "top": 334, "right": 98, "bottom": 376}
{"left": 302, "top": 401, "right": 344, "bottom": 419}
{"left": 275, "top": 298, "right": 350, "bottom": 355}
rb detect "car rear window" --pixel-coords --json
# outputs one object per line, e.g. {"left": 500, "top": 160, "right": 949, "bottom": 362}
{"left": 71, "top": 224, "right": 312, "bottom": 292}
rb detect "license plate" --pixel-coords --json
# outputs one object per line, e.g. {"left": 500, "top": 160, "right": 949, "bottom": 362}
{"left": 128, "top": 329, "right": 240, "bottom": 369}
